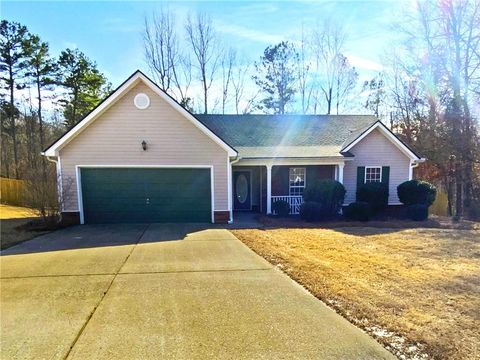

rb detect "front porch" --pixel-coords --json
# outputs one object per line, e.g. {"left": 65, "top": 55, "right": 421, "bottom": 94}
{"left": 231, "top": 161, "right": 345, "bottom": 217}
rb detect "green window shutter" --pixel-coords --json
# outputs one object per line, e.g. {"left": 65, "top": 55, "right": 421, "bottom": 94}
{"left": 357, "top": 167, "right": 365, "bottom": 188}
{"left": 382, "top": 166, "right": 390, "bottom": 186}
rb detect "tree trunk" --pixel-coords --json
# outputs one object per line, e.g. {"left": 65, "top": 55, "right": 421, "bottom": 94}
{"left": 455, "top": 161, "right": 462, "bottom": 217}
{"left": 446, "top": 176, "right": 453, "bottom": 217}
{"left": 326, "top": 87, "right": 332, "bottom": 115}
{"left": 9, "top": 68, "right": 19, "bottom": 179}
{"left": 36, "top": 74, "right": 48, "bottom": 182}
{"left": 336, "top": 78, "right": 340, "bottom": 115}
{"left": 1, "top": 137, "right": 10, "bottom": 178}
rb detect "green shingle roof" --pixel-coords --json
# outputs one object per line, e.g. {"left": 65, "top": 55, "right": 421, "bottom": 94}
{"left": 195, "top": 114, "right": 377, "bottom": 158}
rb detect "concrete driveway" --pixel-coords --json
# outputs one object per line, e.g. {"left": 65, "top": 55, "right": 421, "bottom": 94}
{"left": 1, "top": 224, "right": 394, "bottom": 359}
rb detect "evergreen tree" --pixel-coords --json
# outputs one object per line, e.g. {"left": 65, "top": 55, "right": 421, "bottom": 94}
{"left": 57, "top": 48, "right": 111, "bottom": 127}
{"left": 25, "top": 34, "right": 57, "bottom": 173}
{"left": 253, "top": 41, "right": 299, "bottom": 114}
{"left": 0, "top": 20, "right": 30, "bottom": 178}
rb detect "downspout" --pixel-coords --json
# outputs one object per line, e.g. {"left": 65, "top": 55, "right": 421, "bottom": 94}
{"left": 410, "top": 158, "right": 426, "bottom": 180}
{"left": 228, "top": 156, "right": 242, "bottom": 223}
{"left": 45, "top": 155, "right": 64, "bottom": 217}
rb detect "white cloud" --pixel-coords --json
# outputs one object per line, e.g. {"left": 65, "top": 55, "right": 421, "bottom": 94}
{"left": 216, "top": 22, "right": 284, "bottom": 45}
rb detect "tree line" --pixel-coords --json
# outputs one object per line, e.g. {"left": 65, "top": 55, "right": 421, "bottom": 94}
{"left": 0, "top": 20, "right": 111, "bottom": 180}
{"left": 143, "top": 12, "right": 358, "bottom": 115}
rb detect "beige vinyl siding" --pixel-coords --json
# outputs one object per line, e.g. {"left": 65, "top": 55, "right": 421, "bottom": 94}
{"left": 59, "top": 82, "right": 229, "bottom": 212}
{"left": 343, "top": 129, "right": 411, "bottom": 204}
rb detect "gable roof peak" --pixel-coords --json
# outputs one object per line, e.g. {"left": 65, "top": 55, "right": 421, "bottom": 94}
{"left": 42, "top": 70, "right": 237, "bottom": 157}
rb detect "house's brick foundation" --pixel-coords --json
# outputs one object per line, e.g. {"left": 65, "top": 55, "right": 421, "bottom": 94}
{"left": 213, "top": 211, "right": 230, "bottom": 224}
{"left": 60, "top": 212, "right": 81, "bottom": 226}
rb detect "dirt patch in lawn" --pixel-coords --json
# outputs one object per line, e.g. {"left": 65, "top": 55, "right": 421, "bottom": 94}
{"left": 231, "top": 227, "right": 480, "bottom": 360}
{"left": 1, "top": 204, "right": 50, "bottom": 250}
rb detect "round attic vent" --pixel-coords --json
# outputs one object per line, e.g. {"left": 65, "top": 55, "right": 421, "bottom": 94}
{"left": 134, "top": 93, "right": 150, "bottom": 109}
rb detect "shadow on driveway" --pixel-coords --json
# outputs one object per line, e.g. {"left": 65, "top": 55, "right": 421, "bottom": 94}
{"left": 0, "top": 223, "right": 219, "bottom": 256}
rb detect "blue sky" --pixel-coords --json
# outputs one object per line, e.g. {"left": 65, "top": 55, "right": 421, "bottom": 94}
{"left": 3, "top": 0, "right": 403, "bottom": 87}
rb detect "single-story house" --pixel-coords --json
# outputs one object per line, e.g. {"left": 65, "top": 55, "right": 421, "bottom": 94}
{"left": 42, "top": 70, "right": 424, "bottom": 224}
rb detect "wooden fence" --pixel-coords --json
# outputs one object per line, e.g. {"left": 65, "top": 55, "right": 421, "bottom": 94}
{"left": 0, "top": 177, "right": 27, "bottom": 206}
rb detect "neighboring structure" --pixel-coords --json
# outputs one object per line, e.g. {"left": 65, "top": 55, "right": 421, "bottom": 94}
{"left": 42, "top": 71, "right": 424, "bottom": 224}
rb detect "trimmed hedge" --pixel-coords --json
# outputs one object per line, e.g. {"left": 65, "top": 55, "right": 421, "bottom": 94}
{"left": 303, "top": 180, "right": 346, "bottom": 216}
{"left": 356, "top": 182, "right": 388, "bottom": 212}
{"left": 407, "top": 204, "right": 429, "bottom": 221}
{"left": 343, "top": 202, "right": 372, "bottom": 221}
{"left": 299, "top": 201, "right": 324, "bottom": 222}
{"left": 272, "top": 200, "right": 290, "bottom": 217}
{"left": 397, "top": 180, "right": 436, "bottom": 206}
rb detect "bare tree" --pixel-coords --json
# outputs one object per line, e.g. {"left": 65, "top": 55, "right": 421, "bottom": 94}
{"left": 242, "top": 90, "right": 261, "bottom": 115}
{"left": 143, "top": 10, "right": 194, "bottom": 109}
{"left": 231, "top": 60, "right": 250, "bottom": 115}
{"left": 298, "top": 26, "right": 313, "bottom": 114}
{"left": 171, "top": 53, "right": 193, "bottom": 110}
{"left": 185, "top": 12, "right": 221, "bottom": 114}
{"left": 335, "top": 54, "right": 357, "bottom": 114}
{"left": 143, "top": 10, "right": 178, "bottom": 94}
{"left": 311, "top": 21, "right": 357, "bottom": 114}
{"left": 220, "top": 48, "right": 235, "bottom": 114}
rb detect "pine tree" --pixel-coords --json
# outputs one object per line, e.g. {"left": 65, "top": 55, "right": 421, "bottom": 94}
{"left": 0, "top": 20, "right": 31, "bottom": 178}
{"left": 57, "top": 48, "right": 111, "bottom": 127}
{"left": 253, "top": 42, "right": 298, "bottom": 114}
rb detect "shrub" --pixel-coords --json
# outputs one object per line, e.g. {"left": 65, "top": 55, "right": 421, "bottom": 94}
{"left": 407, "top": 204, "right": 429, "bottom": 221}
{"left": 300, "top": 201, "right": 324, "bottom": 222}
{"left": 343, "top": 202, "right": 372, "bottom": 221}
{"left": 272, "top": 200, "right": 290, "bottom": 217}
{"left": 397, "top": 180, "right": 436, "bottom": 206}
{"left": 356, "top": 182, "right": 388, "bottom": 212}
{"left": 23, "top": 166, "right": 74, "bottom": 229}
{"left": 303, "top": 180, "right": 346, "bottom": 216}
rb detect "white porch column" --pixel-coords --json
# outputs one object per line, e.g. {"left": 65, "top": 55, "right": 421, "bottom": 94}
{"left": 337, "top": 164, "right": 344, "bottom": 184}
{"left": 266, "top": 164, "right": 272, "bottom": 214}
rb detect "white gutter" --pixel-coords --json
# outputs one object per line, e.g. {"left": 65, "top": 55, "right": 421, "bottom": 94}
{"left": 46, "top": 156, "right": 64, "bottom": 213}
{"left": 409, "top": 158, "right": 426, "bottom": 180}
{"left": 230, "top": 156, "right": 242, "bottom": 166}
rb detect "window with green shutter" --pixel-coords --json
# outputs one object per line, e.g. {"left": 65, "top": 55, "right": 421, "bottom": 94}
{"left": 365, "top": 166, "right": 382, "bottom": 183}
{"left": 381, "top": 166, "right": 390, "bottom": 186}
{"left": 357, "top": 166, "right": 365, "bottom": 189}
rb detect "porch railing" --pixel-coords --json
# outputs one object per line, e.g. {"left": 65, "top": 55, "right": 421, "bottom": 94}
{"left": 271, "top": 195, "right": 304, "bottom": 215}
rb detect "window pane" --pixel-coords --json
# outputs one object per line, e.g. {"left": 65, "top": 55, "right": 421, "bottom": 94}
{"left": 365, "top": 167, "right": 381, "bottom": 183}
{"left": 289, "top": 168, "right": 306, "bottom": 196}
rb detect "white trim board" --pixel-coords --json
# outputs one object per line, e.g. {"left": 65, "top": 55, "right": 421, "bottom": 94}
{"left": 364, "top": 166, "right": 382, "bottom": 183}
{"left": 75, "top": 165, "right": 215, "bottom": 224}
{"left": 342, "top": 121, "right": 422, "bottom": 161}
{"left": 43, "top": 71, "right": 237, "bottom": 157}
{"left": 235, "top": 159, "right": 347, "bottom": 167}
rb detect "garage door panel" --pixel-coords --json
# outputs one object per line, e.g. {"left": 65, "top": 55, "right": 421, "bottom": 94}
{"left": 81, "top": 168, "right": 211, "bottom": 224}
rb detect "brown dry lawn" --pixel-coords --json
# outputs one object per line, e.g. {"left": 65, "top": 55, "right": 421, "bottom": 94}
{"left": 232, "top": 227, "right": 480, "bottom": 360}
{"left": 0, "top": 204, "right": 48, "bottom": 250}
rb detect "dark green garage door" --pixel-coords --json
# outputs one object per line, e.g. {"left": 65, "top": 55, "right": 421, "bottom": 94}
{"left": 80, "top": 168, "right": 211, "bottom": 224}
